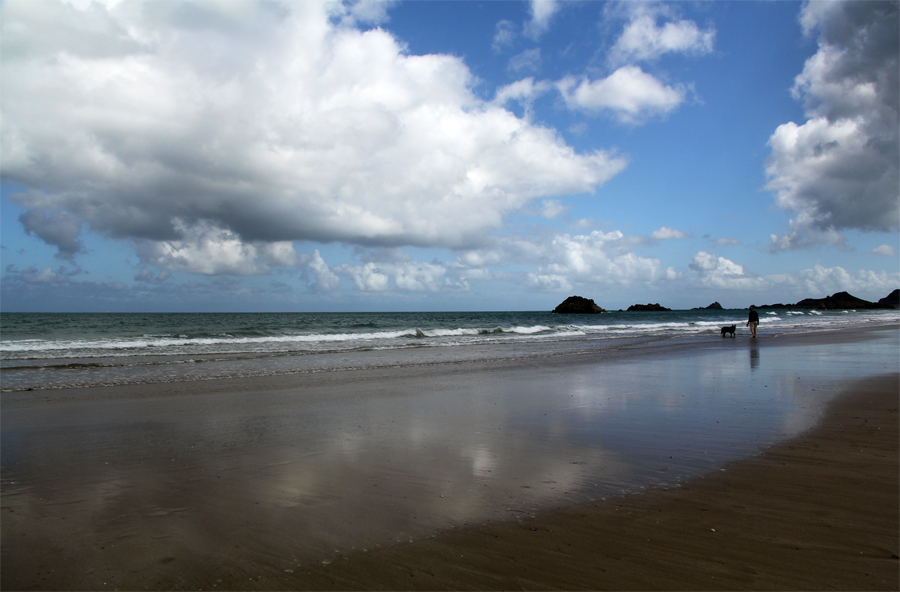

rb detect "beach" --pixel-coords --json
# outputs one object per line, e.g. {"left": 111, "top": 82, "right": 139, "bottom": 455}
{"left": 2, "top": 323, "right": 897, "bottom": 590}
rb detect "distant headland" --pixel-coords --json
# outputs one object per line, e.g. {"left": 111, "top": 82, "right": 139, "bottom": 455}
{"left": 753, "top": 290, "right": 899, "bottom": 310}
{"left": 551, "top": 289, "right": 900, "bottom": 313}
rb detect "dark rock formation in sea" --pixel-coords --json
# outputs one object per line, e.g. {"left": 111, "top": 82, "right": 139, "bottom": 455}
{"left": 627, "top": 303, "right": 671, "bottom": 312}
{"left": 755, "top": 290, "right": 900, "bottom": 310}
{"left": 552, "top": 296, "right": 606, "bottom": 314}
{"left": 692, "top": 302, "right": 723, "bottom": 310}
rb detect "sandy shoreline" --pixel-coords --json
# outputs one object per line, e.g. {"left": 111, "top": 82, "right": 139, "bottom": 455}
{"left": 2, "top": 324, "right": 898, "bottom": 590}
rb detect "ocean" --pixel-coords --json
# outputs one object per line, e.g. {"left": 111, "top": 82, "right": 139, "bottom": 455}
{"left": 2, "top": 308, "right": 897, "bottom": 392}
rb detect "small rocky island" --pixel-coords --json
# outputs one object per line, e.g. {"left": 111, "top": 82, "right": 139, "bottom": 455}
{"left": 627, "top": 303, "right": 671, "bottom": 312}
{"left": 552, "top": 296, "right": 606, "bottom": 314}
{"left": 692, "top": 302, "right": 723, "bottom": 310}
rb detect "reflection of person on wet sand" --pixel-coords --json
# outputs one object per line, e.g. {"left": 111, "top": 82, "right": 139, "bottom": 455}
{"left": 747, "top": 305, "right": 759, "bottom": 338}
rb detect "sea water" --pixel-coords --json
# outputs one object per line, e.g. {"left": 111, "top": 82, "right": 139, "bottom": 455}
{"left": 2, "top": 308, "right": 897, "bottom": 392}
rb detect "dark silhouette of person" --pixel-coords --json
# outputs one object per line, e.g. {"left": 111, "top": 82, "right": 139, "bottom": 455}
{"left": 747, "top": 305, "right": 759, "bottom": 338}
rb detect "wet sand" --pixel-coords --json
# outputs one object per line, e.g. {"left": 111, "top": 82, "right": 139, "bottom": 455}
{"left": 296, "top": 373, "right": 899, "bottom": 591}
{"left": 2, "top": 325, "right": 898, "bottom": 590}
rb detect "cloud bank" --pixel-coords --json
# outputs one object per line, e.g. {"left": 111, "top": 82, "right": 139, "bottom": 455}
{"left": 766, "top": 0, "right": 899, "bottom": 249}
{"left": 1, "top": 0, "right": 626, "bottom": 273}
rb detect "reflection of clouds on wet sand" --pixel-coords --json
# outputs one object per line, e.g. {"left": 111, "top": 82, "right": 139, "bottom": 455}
{"left": 2, "top": 382, "right": 633, "bottom": 577}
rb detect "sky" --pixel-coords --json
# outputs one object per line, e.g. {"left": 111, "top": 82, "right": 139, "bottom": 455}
{"left": 1, "top": 0, "right": 898, "bottom": 312}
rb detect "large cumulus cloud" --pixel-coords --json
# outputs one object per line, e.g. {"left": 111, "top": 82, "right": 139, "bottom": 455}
{"left": 1, "top": 0, "right": 626, "bottom": 273}
{"left": 766, "top": 0, "right": 899, "bottom": 250}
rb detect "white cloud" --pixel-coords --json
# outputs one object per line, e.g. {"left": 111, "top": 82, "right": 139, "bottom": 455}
{"left": 526, "top": 273, "right": 571, "bottom": 292}
{"left": 715, "top": 237, "right": 741, "bottom": 246}
{"left": 336, "top": 260, "right": 448, "bottom": 292}
{"left": 340, "top": 0, "right": 397, "bottom": 27}
{"left": 609, "top": 10, "right": 715, "bottom": 65}
{"left": 21, "top": 266, "right": 64, "bottom": 284}
{"left": 689, "top": 251, "right": 769, "bottom": 290}
{"left": 766, "top": 0, "right": 898, "bottom": 250}
{"left": 492, "top": 19, "right": 517, "bottom": 53}
{"left": 508, "top": 48, "right": 542, "bottom": 74}
{"left": 133, "top": 220, "right": 298, "bottom": 276}
{"left": 557, "top": 66, "right": 686, "bottom": 124}
{"left": 461, "top": 230, "right": 676, "bottom": 292}
{"left": 392, "top": 262, "right": 448, "bottom": 292}
{"left": 524, "top": 0, "right": 560, "bottom": 40}
{"left": 455, "top": 250, "right": 503, "bottom": 268}
{"left": 540, "top": 199, "right": 568, "bottom": 220}
{"left": 338, "top": 262, "right": 391, "bottom": 292}
{"left": 305, "top": 249, "right": 341, "bottom": 291}
{"left": 651, "top": 226, "right": 690, "bottom": 240}
{"left": 1, "top": 0, "right": 627, "bottom": 270}
{"left": 872, "top": 244, "right": 897, "bottom": 257}
{"left": 494, "top": 77, "right": 553, "bottom": 110}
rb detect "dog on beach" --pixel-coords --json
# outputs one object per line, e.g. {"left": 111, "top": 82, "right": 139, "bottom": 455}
{"left": 720, "top": 325, "right": 736, "bottom": 338}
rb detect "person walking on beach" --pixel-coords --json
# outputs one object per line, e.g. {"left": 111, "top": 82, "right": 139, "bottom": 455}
{"left": 747, "top": 305, "right": 759, "bottom": 338}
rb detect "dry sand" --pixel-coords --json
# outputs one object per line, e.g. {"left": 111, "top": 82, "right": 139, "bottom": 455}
{"left": 2, "top": 326, "right": 897, "bottom": 591}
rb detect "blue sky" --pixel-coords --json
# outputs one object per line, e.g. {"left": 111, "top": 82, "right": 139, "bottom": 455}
{"left": 1, "top": 0, "right": 897, "bottom": 312}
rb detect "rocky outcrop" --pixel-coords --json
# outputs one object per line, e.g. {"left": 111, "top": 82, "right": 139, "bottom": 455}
{"left": 552, "top": 296, "right": 606, "bottom": 314}
{"left": 627, "top": 303, "right": 671, "bottom": 312}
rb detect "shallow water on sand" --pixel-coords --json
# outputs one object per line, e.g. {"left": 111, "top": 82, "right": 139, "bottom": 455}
{"left": 1, "top": 326, "right": 897, "bottom": 585}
